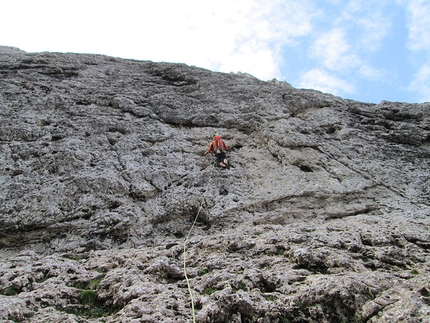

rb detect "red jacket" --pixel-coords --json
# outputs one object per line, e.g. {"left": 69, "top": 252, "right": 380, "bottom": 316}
{"left": 205, "top": 136, "right": 229, "bottom": 154}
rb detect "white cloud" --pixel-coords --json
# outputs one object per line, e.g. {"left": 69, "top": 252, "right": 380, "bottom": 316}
{"left": 3, "top": 0, "right": 421, "bottom": 103}
{"left": 405, "top": 0, "right": 430, "bottom": 51}
{"left": 0, "top": 0, "right": 318, "bottom": 81}
{"left": 409, "top": 64, "right": 430, "bottom": 102}
{"left": 302, "top": 1, "right": 393, "bottom": 97}
{"left": 403, "top": 0, "right": 430, "bottom": 102}
{"left": 355, "top": 16, "right": 392, "bottom": 51}
{"left": 332, "top": 1, "right": 392, "bottom": 51}
{"left": 309, "top": 28, "right": 360, "bottom": 71}
{"left": 184, "top": 0, "right": 317, "bottom": 79}
{"left": 359, "top": 64, "right": 387, "bottom": 81}
{"left": 298, "top": 68, "right": 355, "bottom": 95}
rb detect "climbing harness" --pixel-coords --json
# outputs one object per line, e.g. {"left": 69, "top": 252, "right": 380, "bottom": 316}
{"left": 183, "top": 161, "right": 215, "bottom": 323}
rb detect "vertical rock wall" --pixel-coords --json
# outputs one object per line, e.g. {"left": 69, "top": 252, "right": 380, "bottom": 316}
{"left": 1, "top": 47, "right": 429, "bottom": 322}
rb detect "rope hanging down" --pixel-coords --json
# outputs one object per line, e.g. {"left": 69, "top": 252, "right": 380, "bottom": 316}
{"left": 183, "top": 162, "right": 215, "bottom": 323}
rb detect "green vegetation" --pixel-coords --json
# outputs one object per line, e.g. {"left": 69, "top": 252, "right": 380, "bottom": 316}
{"left": 197, "top": 268, "right": 208, "bottom": 277}
{"left": 74, "top": 281, "right": 88, "bottom": 290}
{"left": 56, "top": 276, "right": 118, "bottom": 319}
{"left": 281, "top": 317, "right": 291, "bottom": 323}
{"left": 233, "top": 282, "right": 245, "bottom": 292}
{"left": 0, "top": 286, "right": 19, "bottom": 296}
{"left": 88, "top": 278, "right": 102, "bottom": 289}
{"left": 263, "top": 294, "right": 275, "bottom": 302}
{"left": 361, "top": 256, "right": 371, "bottom": 263}
{"left": 79, "top": 290, "right": 98, "bottom": 305}
{"left": 276, "top": 247, "right": 286, "bottom": 256}
{"left": 57, "top": 287, "right": 117, "bottom": 318}
{"left": 62, "top": 253, "right": 87, "bottom": 262}
{"left": 202, "top": 286, "right": 217, "bottom": 295}
{"left": 57, "top": 304, "right": 114, "bottom": 319}
{"left": 36, "top": 273, "right": 51, "bottom": 284}
{"left": 73, "top": 277, "right": 103, "bottom": 290}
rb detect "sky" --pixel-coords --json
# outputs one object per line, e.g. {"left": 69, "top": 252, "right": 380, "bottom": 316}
{"left": 1, "top": 0, "right": 430, "bottom": 104}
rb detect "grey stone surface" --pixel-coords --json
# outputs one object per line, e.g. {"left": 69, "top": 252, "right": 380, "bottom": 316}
{"left": 0, "top": 48, "right": 429, "bottom": 322}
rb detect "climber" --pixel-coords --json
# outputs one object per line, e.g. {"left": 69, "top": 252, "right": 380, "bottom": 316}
{"left": 205, "top": 134, "right": 229, "bottom": 167}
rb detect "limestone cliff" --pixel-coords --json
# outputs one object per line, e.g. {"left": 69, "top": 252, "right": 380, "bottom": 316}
{"left": 1, "top": 46, "right": 429, "bottom": 323}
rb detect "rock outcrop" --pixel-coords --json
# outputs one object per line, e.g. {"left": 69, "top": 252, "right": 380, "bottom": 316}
{"left": 1, "top": 45, "right": 429, "bottom": 322}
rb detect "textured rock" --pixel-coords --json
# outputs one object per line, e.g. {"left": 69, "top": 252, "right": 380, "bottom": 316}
{"left": 0, "top": 46, "right": 429, "bottom": 322}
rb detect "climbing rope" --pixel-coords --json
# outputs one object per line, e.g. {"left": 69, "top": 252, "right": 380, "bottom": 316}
{"left": 183, "top": 161, "right": 215, "bottom": 323}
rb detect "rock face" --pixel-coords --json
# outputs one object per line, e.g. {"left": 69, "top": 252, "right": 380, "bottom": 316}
{"left": 1, "top": 45, "right": 430, "bottom": 322}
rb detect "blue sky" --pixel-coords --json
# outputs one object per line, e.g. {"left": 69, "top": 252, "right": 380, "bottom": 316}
{"left": 2, "top": 0, "right": 430, "bottom": 104}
